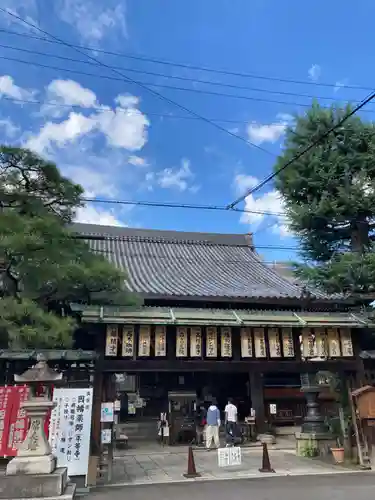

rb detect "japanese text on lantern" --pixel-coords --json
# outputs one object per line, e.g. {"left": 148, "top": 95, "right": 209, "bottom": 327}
{"left": 105, "top": 325, "right": 118, "bottom": 357}
{"left": 254, "top": 328, "right": 266, "bottom": 358}
{"left": 206, "top": 327, "right": 217, "bottom": 357}
{"left": 49, "top": 388, "right": 93, "bottom": 477}
{"left": 176, "top": 327, "right": 188, "bottom": 357}
{"left": 281, "top": 328, "right": 294, "bottom": 357}
{"left": 155, "top": 326, "right": 167, "bottom": 357}
{"left": 240, "top": 328, "right": 253, "bottom": 357}
{"left": 190, "top": 327, "right": 202, "bottom": 357}
{"left": 122, "top": 325, "right": 134, "bottom": 357}
{"left": 138, "top": 326, "right": 151, "bottom": 357}
{"left": 340, "top": 329, "right": 353, "bottom": 357}
{"left": 315, "top": 328, "right": 328, "bottom": 358}
{"left": 220, "top": 327, "right": 232, "bottom": 357}
{"left": 327, "top": 328, "right": 341, "bottom": 357}
{"left": 268, "top": 328, "right": 281, "bottom": 358}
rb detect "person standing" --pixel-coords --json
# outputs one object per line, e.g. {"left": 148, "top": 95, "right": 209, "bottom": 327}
{"left": 205, "top": 400, "right": 221, "bottom": 450}
{"left": 225, "top": 398, "right": 238, "bottom": 447}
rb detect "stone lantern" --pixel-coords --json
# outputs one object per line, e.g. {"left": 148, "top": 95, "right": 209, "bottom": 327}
{"left": 300, "top": 372, "right": 329, "bottom": 434}
{"left": 0, "top": 355, "right": 74, "bottom": 500}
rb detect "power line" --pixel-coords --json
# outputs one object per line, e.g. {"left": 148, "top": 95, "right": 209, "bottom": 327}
{"left": 0, "top": 11, "right": 275, "bottom": 158}
{"left": 0, "top": 27, "right": 371, "bottom": 93}
{"left": 81, "top": 196, "right": 286, "bottom": 218}
{"left": 227, "top": 90, "right": 375, "bottom": 208}
{"left": 0, "top": 42, "right": 360, "bottom": 104}
{"left": 1, "top": 54, "right": 372, "bottom": 114}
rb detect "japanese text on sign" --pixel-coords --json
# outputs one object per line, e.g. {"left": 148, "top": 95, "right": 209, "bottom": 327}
{"left": 254, "top": 328, "right": 266, "bottom": 358}
{"left": 206, "top": 327, "right": 217, "bottom": 357}
{"left": 122, "top": 325, "right": 134, "bottom": 357}
{"left": 49, "top": 388, "right": 93, "bottom": 477}
{"left": 340, "top": 329, "right": 353, "bottom": 357}
{"left": 138, "top": 326, "right": 151, "bottom": 357}
{"left": 190, "top": 327, "right": 202, "bottom": 357}
{"left": 176, "top": 327, "right": 188, "bottom": 357}
{"left": 105, "top": 325, "right": 118, "bottom": 357}
{"left": 155, "top": 326, "right": 167, "bottom": 357}
{"left": 268, "top": 328, "right": 281, "bottom": 358}
{"left": 220, "top": 327, "right": 232, "bottom": 358}
{"left": 217, "top": 446, "right": 242, "bottom": 467}
{"left": 281, "top": 328, "right": 294, "bottom": 357}
{"left": 240, "top": 328, "right": 253, "bottom": 358}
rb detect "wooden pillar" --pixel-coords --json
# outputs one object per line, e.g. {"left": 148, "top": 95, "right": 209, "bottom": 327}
{"left": 249, "top": 371, "right": 266, "bottom": 433}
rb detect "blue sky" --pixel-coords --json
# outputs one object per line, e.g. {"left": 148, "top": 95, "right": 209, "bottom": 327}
{"left": 1, "top": 0, "right": 375, "bottom": 263}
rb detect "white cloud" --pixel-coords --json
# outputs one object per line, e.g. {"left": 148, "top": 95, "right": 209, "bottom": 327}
{"left": 334, "top": 79, "right": 348, "bottom": 93}
{"left": 0, "top": 75, "right": 35, "bottom": 102}
{"left": 75, "top": 204, "right": 124, "bottom": 226}
{"left": 26, "top": 81, "right": 149, "bottom": 154}
{"left": 0, "top": 118, "right": 20, "bottom": 138}
{"left": 58, "top": 0, "right": 127, "bottom": 44}
{"left": 247, "top": 114, "right": 293, "bottom": 145}
{"left": 233, "top": 175, "right": 291, "bottom": 237}
{"left": 47, "top": 79, "right": 97, "bottom": 108}
{"left": 308, "top": 64, "right": 321, "bottom": 82}
{"left": 128, "top": 155, "right": 148, "bottom": 167}
{"left": 1, "top": 1, "right": 40, "bottom": 31}
{"left": 63, "top": 165, "right": 118, "bottom": 198}
{"left": 157, "top": 158, "right": 194, "bottom": 191}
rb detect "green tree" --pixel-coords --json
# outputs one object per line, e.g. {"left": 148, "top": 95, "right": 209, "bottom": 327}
{"left": 275, "top": 103, "right": 375, "bottom": 294}
{"left": 0, "top": 146, "right": 138, "bottom": 348}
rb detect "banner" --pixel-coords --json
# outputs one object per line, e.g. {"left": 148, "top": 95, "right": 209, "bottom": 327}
{"left": 176, "top": 327, "right": 188, "bottom": 357}
{"left": 122, "top": 325, "right": 134, "bottom": 357}
{"left": 268, "top": 328, "right": 281, "bottom": 358}
{"left": 315, "top": 328, "right": 328, "bottom": 358}
{"left": 138, "top": 325, "right": 151, "bottom": 357}
{"left": 206, "top": 327, "right": 217, "bottom": 357}
{"left": 49, "top": 388, "right": 93, "bottom": 477}
{"left": 105, "top": 325, "right": 118, "bottom": 357}
{"left": 254, "top": 328, "right": 266, "bottom": 358}
{"left": 5, "top": 386, "right": 30, "bottom": 456}
{"left": 302, "top": 328, "right": 316, "bottom": 358}
{"left": 340, "top": 329, "right": 354, "bottom": 357}
{"left": 240, "top": 328, "right": 253, "bottom": 357}
{"left": 190, "top": 327, "right": 202, "bottom": 357}
{"left": 281, "top": 328, "right": 294, "bottom": 357}
{"left": 327, "top": 328, "right": 341, "bottom": 357}
{"left": 220, "top": 327, "right": 232, "bottom": 358}
{"left": 155, "top": 326, "right": 167, "bottom": 357}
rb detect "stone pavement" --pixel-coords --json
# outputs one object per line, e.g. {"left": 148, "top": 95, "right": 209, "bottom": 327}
{"left": 104, "top": 447, "right": 353, "bottom": 486}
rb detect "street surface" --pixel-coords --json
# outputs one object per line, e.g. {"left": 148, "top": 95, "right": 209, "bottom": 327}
{"left": 90, "top": 473, "right": 375, "bottom": 500}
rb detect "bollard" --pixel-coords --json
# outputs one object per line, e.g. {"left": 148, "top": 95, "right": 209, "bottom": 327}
{"left": 259, "top": 442, "right": 275, "bottom": 473}
{"left": 183, "top": 445, "right": 201, "bottom": 478}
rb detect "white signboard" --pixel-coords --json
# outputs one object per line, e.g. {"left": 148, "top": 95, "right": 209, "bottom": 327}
{"left": 327, "top": 328, "right": 341, "bottom": 357}
{"left": 268, "top": 328, "right": 281, "bottom": 358}
{"left": 138, "top": 325, "right": 151, "bottom": 357}
{"left": 105, "top": 325, "right": 118, "bottom": 356}
{"left": 315, "top": 328, "right": 328, "bottom": 357}
{"left": 155, "top": 325, "right": 167, "bottom": 356}
{"left": 340, "top": 328, "right": 354, "bottom": 357}
{"left": 101, "top": 429, "right": 112, "bottom": 444}
{"left": 220, "top": 327, "right": 232, "bottom": 358}
{"left": 49, "top": 388, "right": 93, "bottom": 477}
{"left": 206, "top": 327, "right": 218, "bottom": 357}
{"left": 302, "top": 328, "right": 316, "bottom": 358}
{"left": 190, "top": 326, "right": 202, "bottom": 357}
{"left": 122, "top": 325, "right": 134, "bottom": 357}
{"left": 269, "top": 403, "right": 277, "bottom": 415}
{"left": 240, "top": 328, "right": 253, "bottom": 357}
{"left": 254, "top": 328, "right": 266, "bottom": 358}
{"left": 176, "top": 327, "right": 188, "bottom": 357}
{"left": 101, "top": 402, "right": 114, "bottom": 422}
{"left": 281, "top": 328, "right": 294, "bottom": 357}
{"left": 217, "top": 446, "right": 242, "bottom": 467}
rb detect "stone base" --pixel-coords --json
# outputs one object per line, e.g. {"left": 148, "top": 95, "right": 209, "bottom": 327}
{"left": 8, "top": 483, "right": 76, "bottom": 500}
{"left": 6, "top": 454, "right": 56, "bottom": 475}
{"left": 258, "top": 433, "right": 276, "bottom": 445}
{"left": 295, "top": 432, "right": 336, "bottom": 458}
{"left": 0, "top": 467, "right": 68, "bottom": 499}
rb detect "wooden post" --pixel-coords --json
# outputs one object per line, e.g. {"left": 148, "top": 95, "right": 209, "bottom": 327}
{"left": 249, "top": 371, "right": 265, "bottom": 434}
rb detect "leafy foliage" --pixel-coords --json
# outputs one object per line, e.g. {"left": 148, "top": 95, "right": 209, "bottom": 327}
{"left": 275, "top": 103, "right": 375, "bottom": 294}
{"left": 0, "top": 146, "right": 138, "bottom": 348}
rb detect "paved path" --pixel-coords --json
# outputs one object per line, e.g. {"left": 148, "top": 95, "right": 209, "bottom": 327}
{"left": 106, "top": 447, "right": 350, "bottom": 486}
{"left": 91, "top": 472, "right": 375, "bottom": 500}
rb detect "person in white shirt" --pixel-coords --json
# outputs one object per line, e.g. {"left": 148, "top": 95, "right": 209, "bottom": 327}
{"left": 224, "top": 398, "right": 238, "bottom": 447}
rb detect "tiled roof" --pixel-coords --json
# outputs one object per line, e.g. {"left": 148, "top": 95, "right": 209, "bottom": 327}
{"left": 71, "top": 223, "right": 340, "bottom": 301}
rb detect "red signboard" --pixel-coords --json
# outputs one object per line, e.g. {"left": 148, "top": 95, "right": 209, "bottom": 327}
{"left": 4, "top": 386, "right": 30, "bottom": 457}
{"left": 0, "top": 386, "right": 13, "bottom": 456}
